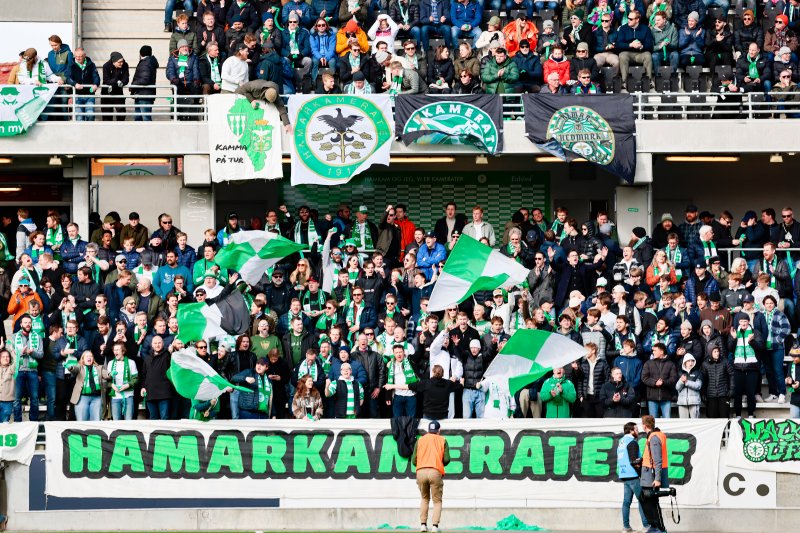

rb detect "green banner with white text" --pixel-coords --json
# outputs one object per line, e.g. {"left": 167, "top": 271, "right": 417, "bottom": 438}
{"left": 0, "top": 85, "right": 57, "bottom": 136}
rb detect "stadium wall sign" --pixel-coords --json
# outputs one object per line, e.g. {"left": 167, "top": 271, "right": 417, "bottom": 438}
{"left": 726, "top": 418, "right": 800, "bottom": 474}
{"left": 45, "top": 419, "right": 725, "bottom": 505}
{"left": 0, "top": 422, "right": 38, "bottom": 465}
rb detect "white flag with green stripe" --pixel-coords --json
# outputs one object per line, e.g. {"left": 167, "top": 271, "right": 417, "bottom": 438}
{"left": 427, "top": 234, "right": 530, "bottom": 311}
{"left": 167, "top": 348, "right": 250, "bottom": 401}
{"left": 483, "top": 329, "right": 587, "bottom": 395}
{"left": 215, "top": 230, "right": 306, "bottom": 285}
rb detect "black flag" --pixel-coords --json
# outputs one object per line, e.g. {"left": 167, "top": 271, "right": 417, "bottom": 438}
{"left": 522, "top": 94, "right": 636, "bottom": 183}
{"left": 394, "top": 95, "right": 504, "bottom": 154}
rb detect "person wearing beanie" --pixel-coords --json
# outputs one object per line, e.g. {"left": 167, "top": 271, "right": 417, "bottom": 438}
{"left": 280, "top": 11, "right": 313, "bottom": 90}
{"left": 475, "top": 16, "right": 505, "bottom": 57}
{"left": 629, "top": 227, "right": 654, "bottom": 268}
{"left": 728, "top": 311, "right": 764, "bottom": 418}
{"left": 336, "top": 18, "right": 369, "bottom": 56}
{"left": 765, "top": 13, "right": 797, "bottom": 60}
{"left": 345, "top": 70, "right": 373, "bottom": 94}
{"left": 459, "top": 338, "right": 487, "bottom": 418}
{"left": 130, "top": 45, "right": 159, "bottom": 122}
{"left": 225, "top": 0, "right": 261, "bottom": 32}
{"left": 231, "top": 356, "right": 273, "bottom": 419}
{"left": 678, "top": 10, "right": 705, "bottom": 67}
{"left": 705, "top": 16, "right": 734, "bottom": 74}
{"left": 734, "top": 9, "right": 764, "bottom": 55}
{"left": 166, "top": 39, "right": 201, "bottom": 120}
{"left": 511, "top": 37, "right": 543, "bottom": 92}
{"left": 101, "top": 51, "right": 128, "bottom": 121}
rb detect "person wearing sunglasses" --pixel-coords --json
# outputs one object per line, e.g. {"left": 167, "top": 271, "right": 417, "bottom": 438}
{"left": 733, "top": 9, "right": 763, "bottom": 57}
{"left": 310, "top": 18, "right": 338, "bottom": 82}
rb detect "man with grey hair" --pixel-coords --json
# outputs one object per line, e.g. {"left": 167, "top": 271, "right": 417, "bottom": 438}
{"left": 690, "top": 224, "right": 716, "bottom": 265}
{"left": 500, "top": 227, "right": 533, "bottom": 266}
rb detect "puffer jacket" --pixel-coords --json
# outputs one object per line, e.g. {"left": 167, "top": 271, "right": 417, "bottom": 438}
{"left": 600, "top": 378, "right": 638, "bottom": 417}
{"left": 576, "top": 221, "right": 602, "bottom": 262}
{"left": 700, "top": 330, "right": 727, "bottom": 361}
{"left": 461, "top": 351, "right": 487, "bottom": 388}
{"left": 702, "top": 355, "right": 734, "bottom": 399}
{"left": 675, "top": 355, "right": 703, "bottom": 406}
{"left": 575, "top": 357, "right": 611, "bottom": 399}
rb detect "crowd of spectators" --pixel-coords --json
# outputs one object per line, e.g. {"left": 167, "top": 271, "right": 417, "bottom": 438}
{"left": 2, "top": 201, "right": 800, "bottom": 423}
{"left": 7, "top": 0, "right": 800, "bottom": 122}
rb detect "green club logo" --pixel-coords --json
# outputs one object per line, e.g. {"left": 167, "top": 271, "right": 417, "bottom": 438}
{"left": 743, "top": 440, "right": 767, "bottom": 463}
{"left": 546, "top": 106, "right": 615, "bottom": 165}
{"left": 402, "top": 102, "right": 499, "bottom": 154}
{"left": 739, "top": 419, "right": 800, "bottom": 464}
{"left": 226, "top": 99, "right": 274, "bottom": 172}
{"left": 294, "top": 96, "right": 391, "bottom": 180}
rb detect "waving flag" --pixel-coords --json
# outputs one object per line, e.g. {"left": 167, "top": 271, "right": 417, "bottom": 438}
{"left": 215, "top": 230, "right": 305, "bottom": 285}
{"left": 167, "top": 348, "right": 249, "bottom": 401}
{"left": 176, "top": 290, "right": 250, "bottom": 343}
{"left": 427, "top": 234, "right": 529, "bottom": 311}
{"left": 484, "top": 329, "right": 587, "bottom": 395}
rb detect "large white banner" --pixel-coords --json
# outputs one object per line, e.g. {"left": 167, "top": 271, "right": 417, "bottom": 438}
{"left": 208, "top": 94, "right": 283, "bottom": 182}
{"left": 726, "top": 418, "right": 800, "bottom": 474}
{"left": 0, "top": 422, "right": 39, "bottom": 465}
{"left": 288, "top": 94, "right": 394, "bottom": 186}
{"left": 45, "top": 419, "right": 725, "bottom": 505}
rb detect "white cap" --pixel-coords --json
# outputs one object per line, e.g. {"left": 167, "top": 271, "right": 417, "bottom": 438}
{"left": 596, "top": 277, "right": 608, "bottom": 287}
{"left": 469, "top": 339, "right": 481, "bottom": 349}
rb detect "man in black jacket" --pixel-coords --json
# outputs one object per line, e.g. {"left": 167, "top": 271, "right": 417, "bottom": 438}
{"left": 434, "top": 202, "right": 468, "bottom": 245}
{"left": 352, "top": 333, "right": 382, "bottom": 418}
{"left": 131, "top": 45, "right": 159, "bottom": 121}
{"left": 390, "top": 364, "right": 461, "bottom": 420}
{"left": 199, "top": 42, "right": 224, "bottom": 95}
{"left": 461, "top": 339, "right": 487, "bottom": 418}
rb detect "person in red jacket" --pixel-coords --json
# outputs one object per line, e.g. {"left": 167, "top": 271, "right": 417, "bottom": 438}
{"left": 543, "top": 46, "right": 571, "bottom": 85}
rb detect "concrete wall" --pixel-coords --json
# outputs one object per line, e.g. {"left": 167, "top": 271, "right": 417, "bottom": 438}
{"left": 93, "top": 174, "right": 183, "bottom": 230}
{"left": 0, "top": 0, "right": 73, "bottom": 21}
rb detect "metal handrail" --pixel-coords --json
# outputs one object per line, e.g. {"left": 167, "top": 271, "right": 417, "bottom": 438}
{"left": 26, "top": 87, "right": 800, "bottom": 122}
{"left": 715, "top": 246, "right": 800, "bottom": 268}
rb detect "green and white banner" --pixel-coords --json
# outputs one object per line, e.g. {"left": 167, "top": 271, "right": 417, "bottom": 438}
{"left": 727, "top": 418, "right": 800, "bottom": 474}
{"left": 0, "top": 85, "right": 57, "bottom": 136}
{"left": 45, "top": 419, "right": 725, "bottom": 505}
{"left": 208, "top": 94, "right": 283, "bottom": 182}
{"left": 289, "top": 95, "right": 393, "bottom": 186}
{"left": 0, "top": 422, "right": 39, "bottom": 465}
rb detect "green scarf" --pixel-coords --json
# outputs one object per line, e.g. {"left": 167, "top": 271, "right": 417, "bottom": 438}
{"left": 302, "top": 289, "right": 326, "bottom": 313}
{"left": 81, "top": 365, "right": 101, "bottom": 395}
{"left": 257, "top": 373, "right": 272, "bottom": 412}
{"left": 327, "top": 378, "right": 360, "bottom": 416}
{"left": 507, "top": 243, "right": 521, "bottom": 263}
{"left": 389, "top": 74, "right": 403, "bottom": 96}
{"left": 387, "top": 356, "right": 418, "bottom": 385}
{"left": 12, "top": 330, "right": 40, "bottom": 376}
{"left": 734, "top": 327, "right": 757, "bottom": 364}
{"left": 765, "top": 310, "right": 775, "bottom": 349}
{"left": 38, "top": 62, "right": 47, "bottom": 84}
{"left": 315, "top": 313, "right": 339, "bottom": 331}
{"left": 46, "top": 227, "right": 64, "bottom": 258}
{"left": 702, "top": 240, "right": 717, "bottom": 260}
{"left": 665, "top": 246, "right": 683, "bottom": 280}
{"left": 293, "top": 219, "right": 319, "bottom": 248}
{"left": 614, "top": 331, "right": 635, "bottom": 350}
{"left": 289, "top": 29, "right": 300, "bottom": 55}
{"left": 178, "top": 54, "right": 189, "bottom": 77}
{"left": 109, "top": 357, "right": 132, "bottom": 397}
{"left": 30, "top": 314, "right": 45, "bottom": 339}
{"left": 0, "top": 233, "right": 12, "bottom": 262}
{"left": 550, "top": 220, "right": 566, "bottom": 242}
{"left": 297, "top": 359, "right": 319, "bottom": 381}
{"left": 352, "top": 222, "right": 374, "bottom": 250}
{"left": 209, "top": 56, "right": 221, "bottom": 83}
{"left": 748, "top": 54, "right": 760, "bottom": 79}
{"left": 763, "top": 257, "right": 778, "bottom": 289}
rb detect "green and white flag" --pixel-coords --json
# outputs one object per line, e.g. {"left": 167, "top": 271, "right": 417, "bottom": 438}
{"left": 427, "top": 234, "right": 530, "bottom": 311}
{"left": 176, "top": 290, "right": 250, "bottom": 343}
{"left": 215, "top": 230, "right": 306, "bottom": 285}
{"left": 483, "top": 329, "right": 587, "bottom": 395}
{"left": 289, "top": 94, "right": 394, "bottom": 186}
{"left": 167, "top": 348, "right": 250, "bottom": 401}
{"left": 0, "top": 85, "right": 57, "bottom": 136}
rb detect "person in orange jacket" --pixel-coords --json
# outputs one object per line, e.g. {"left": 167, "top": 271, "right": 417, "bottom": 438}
{"left": 542, "top": 45, "right": 572, "bottom": 85}
{"left": 502, "top": 14, "right": 539, "bottom": 57}
{"left": 336, "top": 19, "right": 370, "bottom": 56}
{"left": 412, "top": 420, "right": 451, "bottom": 533}
{"left": 7, "top": 277, "right": 43, "bottom": 327}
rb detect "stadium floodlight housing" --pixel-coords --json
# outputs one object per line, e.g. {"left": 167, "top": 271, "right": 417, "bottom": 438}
{"left": 770, "top": 153, "right": 784, "bottom": 163}
{"left": 0, "top": 158, "right": 11, "bottom": 164}
{"left": 664, "top": 156, "right": 739, "bottom": 162}
{"left": 49, "top": 156, "right": 63, "bottom": 166}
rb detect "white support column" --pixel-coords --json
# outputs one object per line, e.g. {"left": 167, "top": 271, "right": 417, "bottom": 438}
{"left": 65, "top": 158, "right": 90, "bottom": 234}
{"left": 179, "top": 187, "right": 215, "bottom": 248}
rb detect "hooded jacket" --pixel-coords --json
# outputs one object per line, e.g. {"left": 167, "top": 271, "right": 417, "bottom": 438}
{"left": 702, "top": 353, "right": 734, "bottom": 398}
{"left": 676, "top": 354, "right": 703, "bottom": 406}
{"left": 47, "top": 44, "right": 73, "bottom": 81}
{"left": 131, "top": 56, "right": 160, "bottom": 95}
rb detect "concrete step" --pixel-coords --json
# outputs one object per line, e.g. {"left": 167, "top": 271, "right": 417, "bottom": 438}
{"left": 82, "top": 41, "right": 171, "bottom": 84}
{"left": 83, "top": 0, "right": 166, "bottom": 9}
{"left": 83, "top": 10, "right": 174, "bottom": 40}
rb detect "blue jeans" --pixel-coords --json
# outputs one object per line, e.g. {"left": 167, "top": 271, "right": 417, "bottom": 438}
{"left": 40, "top": 370, "right": 56, "bottom": 421}
{"left": 462, "top": 387, "right": 485, "bottom": 418}
{"left": 790, "top": 404, "right": 800, "bottom": 418}
{"left": 311, "top": 56, "right": 338, "bottom": 81}
{"left": 230, "top": 390, "right": 240, "bottom": 419}
{"left": 74, "top": 96, "right": 95, "bottom": 121}
{"left": 134, "top": 98, "right": 153, "bottom": 121}
{"left": 75, "top": 394, "right": 102, "bottom": 421}
{"left": 13, "top": 370, "right": 39, "bottom": 422}
{"left": 648, "top": 400, "right": 671, "bottom": 418}
{"left": 533, "top": 0, "right": 558, "bottom": 9}
{"left": 703, "top": 0, "right": 730, "bottom": 10}
{"left": 392, "top": 394, "right": 417, "bottom": 418}
{"left": 765, "top": 348, "right": 787, "bottom": 396}
{"left": 784, "top": 298, "right": 796, "bottom": 326}
{"left": 239, "top": 409, "right": 268, "bottom": 419}
{"left": 746, "top": 258, "right": 760, "bottom": 272}
{"left": 622, "top": 478, "right": 650, "bottom": 530}
{"left": 165, "top": 0, "right": 193, "bottom": 24}
{"left": 147, "top": 399, "right": 171, "bottom": 420}
{"left": 421, "top": 23, "right": 453, "bottom": 49}
{"left": 652, "top": 51, "right": 679, "bottom": 73}
{"left": 451, "top": 26, "right": 482, "bottom": 46}
{"left": 365, "top": 394, "right": 380, "bottom": 418}
{"left": 111, "top": 396, "right": 135, "bottom": 420}
{"left": 0, "top": 401, "right": 12, "bottom": 423}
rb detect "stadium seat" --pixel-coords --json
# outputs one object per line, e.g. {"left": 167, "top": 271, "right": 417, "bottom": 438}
{"left": 763, "top": 4, "right": 781, "bottom": 29}
{"left": 509, "top": 9, "right": 527, "bottom": 20}
{"left": 655, "top": 66, "right": 677, "bottom": 93}
{"left": 484, "top": 9, "right": 500, "bottom": 22}
{"left": 689, "top": 94, "right": 711, "bottom": 119}
{"left": 713, "top": 65, "right": 733, "bottom": 87}
{"left": 707, "top": 6, "right": 725, "bottom": 22}
{"left": 601, "top": 66, "right": 621, "bottom": 93}
{"left": 658, "top": 94, "right": 680, "bottom": 120}
{"left": 750, "top": 92, "right": 770, "bottom": 119}
{"left": 539, "top": 8, "right": 555, "bottom": 21}
{"left": 626, "top": 66, "right": 649, "bottom": 93}
{"left": 682, "top": 65, "right": 705, "bottom": 92}
{"left": 427, "top": 38, "right": 446, "bottom": 62}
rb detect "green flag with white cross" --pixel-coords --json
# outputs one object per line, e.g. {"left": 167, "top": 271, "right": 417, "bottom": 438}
{"left": 483, "top": 329, "right": 588, "bottom": 396}
{"left": 215, "top": 230, "right": 306, "bottom": 285}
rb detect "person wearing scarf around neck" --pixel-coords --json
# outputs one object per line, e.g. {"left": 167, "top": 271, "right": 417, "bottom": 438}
{"left": 735, "top": 41, "right": 770, "bottom": 92}
{"left": 69, "top": 350, "right": 110, "bottom": 421}
{"left": 106, "top": 342, "right": 139, "bottom": 420}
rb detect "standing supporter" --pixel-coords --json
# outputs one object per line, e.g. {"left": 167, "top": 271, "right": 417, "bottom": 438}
{"left": 101, "top": 52, "right": 129, "bottom": 121}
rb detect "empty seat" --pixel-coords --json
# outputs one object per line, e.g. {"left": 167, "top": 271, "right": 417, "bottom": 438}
{"left": 627, "top": 66, "right": 649, "bottom": 93}
{"left": 509, "top": 8, "right": 528, "bottom": 20}
{"left": 683, "top": 65, "right": 705, "bottom": 92}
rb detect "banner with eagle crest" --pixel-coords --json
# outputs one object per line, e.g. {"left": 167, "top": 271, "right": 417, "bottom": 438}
{"left": 208, "top": 94, "right": 283, "bottom": 182}
{"left": 288, "top": 95, "right": 394, "bottom": 186}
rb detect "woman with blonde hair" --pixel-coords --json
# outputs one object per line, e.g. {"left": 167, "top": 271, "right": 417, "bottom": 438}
{"left": 645, "top": 249, "right": 677, "bottom": 289}
{"left": 292, "top": 373, "right": 323, "bottom": 420}
{"left": 70, "top": 350, "right": 110, "bottom": 421}
{"left": 290, "top": 258, "right": 312, "bottom": 291}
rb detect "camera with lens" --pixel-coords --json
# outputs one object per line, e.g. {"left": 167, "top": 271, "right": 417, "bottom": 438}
{"left": 642, "top": 487, "right": 676, "bottom": 499}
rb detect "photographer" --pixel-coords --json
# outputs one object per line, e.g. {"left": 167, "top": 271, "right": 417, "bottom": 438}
{"left": 617, "top": 422, "right": 650, "bottom": 533}
{"left": 640, "top": 415, "right": 670, "bottom": 533}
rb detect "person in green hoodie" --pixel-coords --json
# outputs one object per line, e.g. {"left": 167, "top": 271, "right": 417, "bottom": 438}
{"left": 540, "top": 366, "right": 577, "bottom": 418}
{"left": 480, "top": 47, "right": 519, "bottom": 94}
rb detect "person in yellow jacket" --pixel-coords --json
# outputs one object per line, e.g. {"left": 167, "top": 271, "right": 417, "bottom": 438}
{"left": 411, "top": 420, "right": 450, "bottom": 533}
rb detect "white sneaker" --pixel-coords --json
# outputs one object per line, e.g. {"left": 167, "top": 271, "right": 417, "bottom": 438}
{"left": 420, "top": 525, "right": 427, "bottom": 532}
{"left": 622, "top": 528, "right": 635, "bottom": 533}
{"left": 755, "top": 394, "right": 764, "bottom": 403}
{"left": 779, "top": 394, "right": 786, "bottom": 404}
{"left": 431, "top": 526, "right": 439, "bottom": 533}
{"left": 765, "top": 394, "right": 778, "bottom": 402}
